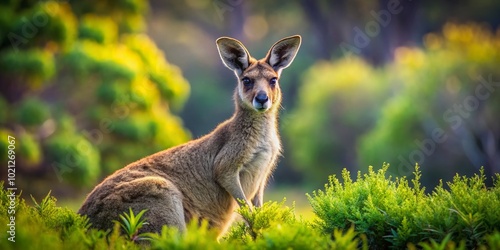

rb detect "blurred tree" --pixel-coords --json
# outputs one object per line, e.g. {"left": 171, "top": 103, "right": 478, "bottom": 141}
{"left": 359, "top": 23, "right": 500, "bottom": 184}
{"left": 283, "top": 57, "right": 390, "bottom": 184}
{"left": 299, "top": 0, "right": 500, "bottom": 64}
{"left": 0, "top": 0, "right": 190, "bottom": 194}
{"left": 299, "top": 0, "right": 420, "bottom": 63}
{"left": 285, "top": 23, "right": 500, "bottom": 187}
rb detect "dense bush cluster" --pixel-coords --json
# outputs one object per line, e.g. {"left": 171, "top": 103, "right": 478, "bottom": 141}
{"left": 308, "top": 164, "right": 500, "bottom": 249}
{"left": 1, "top": 166, "right": 499, "bottom": 249}
{"left": 0, "top": 0, "right": 190, "bottom": 191}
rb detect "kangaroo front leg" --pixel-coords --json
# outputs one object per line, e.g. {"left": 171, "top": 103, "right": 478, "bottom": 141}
{"left": 215, "top": 169, "right": 252, "bottom": 209}
{"left": 251, "top": 181, "right": 265, "bottom": 208}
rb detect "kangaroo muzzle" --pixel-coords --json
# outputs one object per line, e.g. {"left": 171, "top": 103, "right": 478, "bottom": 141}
{"left": 253, "top": 91, "right": 270, "bottom": 111}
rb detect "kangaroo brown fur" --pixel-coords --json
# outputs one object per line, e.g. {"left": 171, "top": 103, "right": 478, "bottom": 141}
{"left": 78, "top": 35, "right": 301, "bottom": 237}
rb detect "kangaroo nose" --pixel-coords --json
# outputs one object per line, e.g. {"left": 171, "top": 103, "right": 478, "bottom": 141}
{"left": 255, "top": 92, "right": 269, "bottom": 104}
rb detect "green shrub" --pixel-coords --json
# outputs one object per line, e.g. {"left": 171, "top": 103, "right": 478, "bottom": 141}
{"left": 123, "top": 34, "right": 190, "bottom": 109}
{"left": 0, "top": 49, "right": 55, "bottom": 86}
{"left": 17, "top": 131, "right": 42, "bottom": 168}
{"left": 225, "top": 200, "right": 366, "bottom": 250}
{"left": 78, "top": 14, "right": 117, "bottom": 44}
{"left": 15, "top": 98, "right": 51, "bottom": 126}
{"left": 1, "top": 166, "right": 500, "bottom": 249}
{"left": 149, "top": 219, "right": 225, "bottom": 250}
{"left": 308, "top": 164, "right": 500, "bottom": 249}
{"left": 113, "top": 114, "right": 157, "bottom": 141}
{"left": 0, "top": 129, "right": 14, "bottom": 163}
{"left": 0, "top": 0, "right": 191, "bottom": 196}
{"left": 45, "top": 132, "right": 100, "bottom": 187}
{"left": 0, "top": 185, "right": 139, "bottom": 250}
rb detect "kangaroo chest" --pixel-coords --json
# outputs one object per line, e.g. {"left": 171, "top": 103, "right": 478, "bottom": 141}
{"left": 239, "top": 128, "right": 280, "bottom": 197}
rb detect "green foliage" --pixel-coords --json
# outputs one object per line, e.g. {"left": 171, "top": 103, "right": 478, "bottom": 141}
{"left": 2, "top": 165, "right": 500, "bottom": 249}
{"left": 0, "top": 0, "right": 191, "bottom": 193}
{"left": 148, "top": 219, "right": 224, "bottom": 250}
{"left": 17, "top": 131, "right": 42, "bottom": 168}
{"left": 226, "top": 200, "right": 297, "bottom": 242}
{"left": 415, "top": 234, "right": 466, "bottom": 250}
{"left": 0, "top": 129, "right": 13, "bottom": 164}
{"left": 113, "top": 114, "right": 157, "bottom": 140}
{"left": 285, "top": 23, "right": 500, "bottom": 185}
{"left": 45, "top": 131, "right": 100, "bottom": 187}
{"left": 78, "top": 14, "right": 117, "bottom": 44}
{"left": 0, "top": 49, "right": 55, "bottom": 87}
{"left": 0, "top": 184, "right": 140, "bottom": 250}
{"left": 15, "top": 97, "right": 50, "bottom": 126}
{"left": 283, "top": 56, "right": 389, "bottom": 183}
{"left": 115, "top": 208, "right": 150, "bottom": 242}
{"left": 123, "top": 34, "right": 190, "bottom": 109}
{"left": 308, "top": 164, "right": 500, "bottom": 249}
{"left": 358, "top": 23, "right": 500, "bottom": 178}
{"left": 0, "top": 1, "right": 78, "bottom": 50}
{"left": 481, "top": 231, "right": 500, "bottom": 250}
{"left": 225, "top": 200, "right": 366, "bottom": 250}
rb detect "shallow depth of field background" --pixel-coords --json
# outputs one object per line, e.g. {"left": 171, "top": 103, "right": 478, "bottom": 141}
{"left": 0, "top": 0, "right": 499, "bottom": 214}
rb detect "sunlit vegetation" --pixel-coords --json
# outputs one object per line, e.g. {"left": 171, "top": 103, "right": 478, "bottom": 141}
{"left": 308, "top": 164, "right": 500, "bottom": 249}
{"left": 0, "top": 0, "right": 190, "bottom": 191}
{"left": 284, "top": 23, "right": 500, "bottom": 186}
{"left": 1, "top": 1, "right": 499, "bottom": 248}
{"left": 2, "top": 166, "right": 500, "bottom": 249}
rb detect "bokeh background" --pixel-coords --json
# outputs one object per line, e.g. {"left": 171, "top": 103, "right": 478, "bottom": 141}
{"left": 1, "top": 0, "right": 499, "bottom": 211}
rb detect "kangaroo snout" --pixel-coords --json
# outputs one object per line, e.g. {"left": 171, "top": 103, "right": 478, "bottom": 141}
{"left": 253, "top": 91, "right": 270, "bottom": 110}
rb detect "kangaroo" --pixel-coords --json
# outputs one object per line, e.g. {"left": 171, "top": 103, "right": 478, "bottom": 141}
{"left": 78, "top": 35, "right": 301, "bottom": 237}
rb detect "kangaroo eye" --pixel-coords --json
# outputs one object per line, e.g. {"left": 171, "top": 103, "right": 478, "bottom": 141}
{"left": 242, "top": 77, "right": 253, "bottom": 87}
{"left": 270, "top": 78, "right": 278, "bottom": 86}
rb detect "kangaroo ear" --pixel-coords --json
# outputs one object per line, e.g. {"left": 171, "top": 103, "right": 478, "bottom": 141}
{"left": 216, "top": 37, "right": 251, "bottom": 75}
{"left": 266, "top": 35, "right": 301, "bottom": 76}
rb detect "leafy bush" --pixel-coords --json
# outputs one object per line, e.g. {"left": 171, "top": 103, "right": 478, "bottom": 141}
{"left": 1, "top": 166, "right": 500, "bottom": 249}
{"left": 151, "top": 200, "right": 366, "bottom": 250}
{"left": 308, "top": 164, "right": 500, "bottom": 249}
{"left": 78, "top": 15, "right": 118, "bottom": 44}
{"left": 225, "top": 200, "right": 334, "bottom": 249}
{"left": 45, "top": 132, "right": 101, "bottom": 187}
{"left": 17, "top": 131, "right": 42, "bottom": 168}
{"left": 0, "top": 183, "right": 365, "bottom": 250}
{"left": 0, "top": 49, "right": 55, "bottom": 86}
{"left": 0, "top": 185, "right": 139, "bottom": 250}
{"left": 15, "top": 98, "right": 51, "bottom": 126}
{"left": 149, "top": 219, "right": 225, "bottom": 250}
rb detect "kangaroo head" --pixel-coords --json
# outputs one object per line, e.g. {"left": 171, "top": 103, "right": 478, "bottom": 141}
{"left": 216, "top": 35, "right": 301, "bottom": 112}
